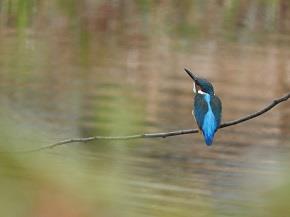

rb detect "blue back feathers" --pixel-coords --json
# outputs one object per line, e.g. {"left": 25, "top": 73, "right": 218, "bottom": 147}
{"left": 194, "top": 93, "right": 222, "bottom": 146}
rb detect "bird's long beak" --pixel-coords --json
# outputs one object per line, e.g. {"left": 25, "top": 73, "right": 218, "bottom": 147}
{"left": 184, "top": 68, "right": 199, "bottom": 94}
{"left": 184, "top": 68, "right": 198, "bottom": 83}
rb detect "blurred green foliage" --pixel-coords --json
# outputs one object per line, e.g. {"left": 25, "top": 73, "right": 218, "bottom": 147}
{"left": 1, "top": 0, "right": 290, "bottom": 39}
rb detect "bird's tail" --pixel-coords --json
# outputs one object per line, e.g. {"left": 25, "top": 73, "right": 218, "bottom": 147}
{"left": 202, "top": 131, "right": 215, "bottom": 146}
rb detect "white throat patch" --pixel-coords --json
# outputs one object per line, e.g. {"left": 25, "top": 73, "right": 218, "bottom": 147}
{"left": 198, "top": 90, "right": 206, "bottom": 95}
{"left": 192, "top": 82, "right": 197, "bottom": 93}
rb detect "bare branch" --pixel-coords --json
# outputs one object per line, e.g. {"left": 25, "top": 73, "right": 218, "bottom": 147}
{"left": 25, "top": 92, "right": 290, "bottom": 152}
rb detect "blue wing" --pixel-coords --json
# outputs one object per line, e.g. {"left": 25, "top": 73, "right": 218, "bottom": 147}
{"left": 193, "top": 94, "right": 208, "bottom": 130}
{"left": 210, "top": 95, "right": 222, "bottom": 130}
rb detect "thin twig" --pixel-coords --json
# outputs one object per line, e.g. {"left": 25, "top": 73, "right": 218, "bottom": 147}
{"left": 21, "top": 92, "right": 290, "bottom": 152}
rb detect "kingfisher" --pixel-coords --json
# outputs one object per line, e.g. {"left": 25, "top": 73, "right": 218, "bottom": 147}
{"left": 184, "top": 68, "right": 222, "bottom": 146}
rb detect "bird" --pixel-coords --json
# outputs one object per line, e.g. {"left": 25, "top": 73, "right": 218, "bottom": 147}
{"left": 184, "top": 68, "right": 222, "bottom": 146}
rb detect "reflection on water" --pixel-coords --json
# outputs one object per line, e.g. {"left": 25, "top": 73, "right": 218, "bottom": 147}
{"left": 0, "top": 1, "right": 290, "bottom": 217}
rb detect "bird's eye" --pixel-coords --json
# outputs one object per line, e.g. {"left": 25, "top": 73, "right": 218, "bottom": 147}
{"left": 196, "top": 85, "right": 206, "bottom": 94}
{"left": 196, "top": 85, "right": 202, "bottom": 91}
